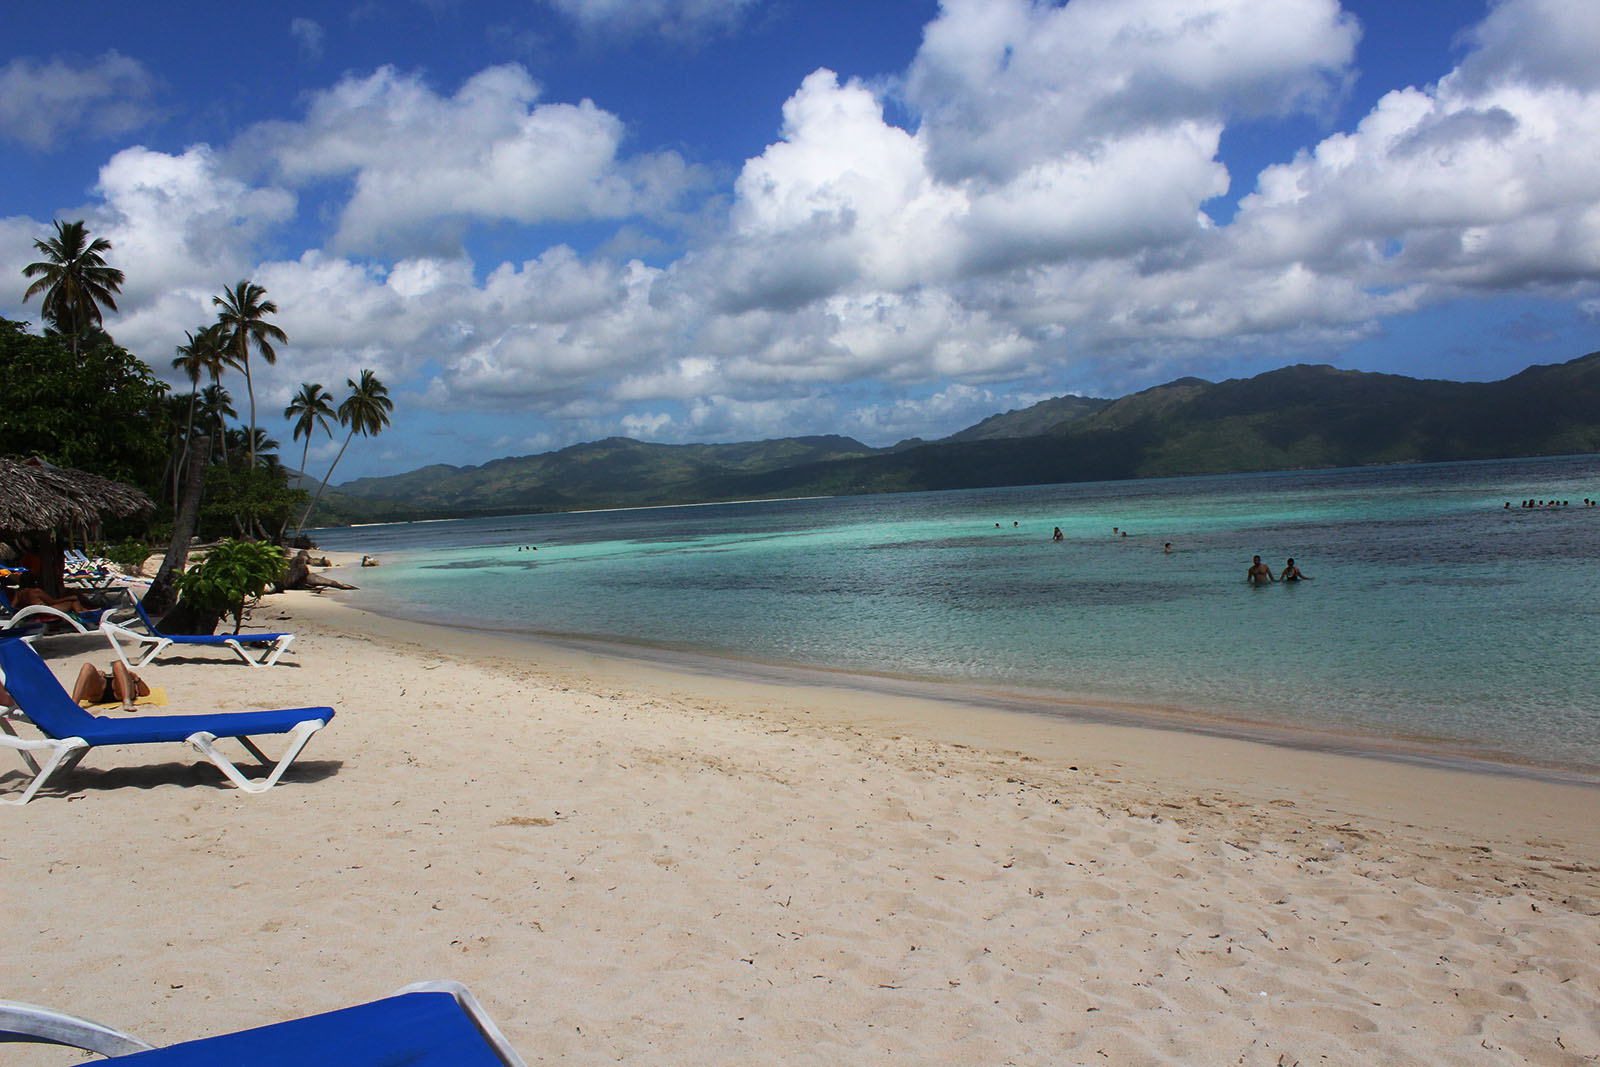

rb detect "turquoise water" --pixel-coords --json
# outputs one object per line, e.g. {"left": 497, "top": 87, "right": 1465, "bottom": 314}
{"left": 314, "top": 455, "right": 1600, "bottom": 777}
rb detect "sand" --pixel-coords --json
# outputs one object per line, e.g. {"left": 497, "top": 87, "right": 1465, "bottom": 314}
{"left": 4, "top": 575, "right": 1599, "bottom": 1064}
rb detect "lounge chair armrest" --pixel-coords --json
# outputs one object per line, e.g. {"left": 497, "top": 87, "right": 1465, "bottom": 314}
{"left": 0, "top": 1000, "right": 155, "bottom": 1055}
{"left": 99, "top": 616, "right": 158, "bottom": 642}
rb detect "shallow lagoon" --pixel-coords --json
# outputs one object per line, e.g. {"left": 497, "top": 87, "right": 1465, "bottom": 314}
{"left": 316, "top": 454, "right": 1600, "bottom": 776}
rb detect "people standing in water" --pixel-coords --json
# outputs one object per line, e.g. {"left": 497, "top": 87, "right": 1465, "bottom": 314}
{"left": 1281, "top": 558, "right": 1311, "bottom": 582}
{"left": 1246, "top": 555, "right": 1276, "bottom": 584}
{"left": 1052, "top": 527, "right": 1064, "bottom": 541}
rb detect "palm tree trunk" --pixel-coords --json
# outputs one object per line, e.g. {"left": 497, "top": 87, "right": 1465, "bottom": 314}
{"left": 145, "top": 433, "right": 211, "bottom": 616}
{"left": 173, "top": 392, "right": 198, "bottom": 510}
{"left": 243, "top": 357, "right": 258, "bottom": 469}
{"left": 300, "top": 427, "right": 356, "bottom": 530}
{"left": 299, "top": 437, "right": 313, "bottom": 494}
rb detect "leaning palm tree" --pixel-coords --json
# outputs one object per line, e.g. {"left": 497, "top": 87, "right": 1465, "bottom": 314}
{"left": 213, "top": 280, "right": 287, "bottom": 470}
{"left": 284, "top": 382, "right": 336, "bottom": 492}
{"left": 300, "top": 369, "right": 393, "bottom": 530}
{"left": 21, "top": 219, "right": 125, "bottom": 355}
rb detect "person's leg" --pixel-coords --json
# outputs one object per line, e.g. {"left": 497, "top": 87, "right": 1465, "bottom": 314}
{"left": 72, "top": 663, "right": 107, "bottom": 705}
{"left": 111, "top": 661, "right": 136, "bottom": 710}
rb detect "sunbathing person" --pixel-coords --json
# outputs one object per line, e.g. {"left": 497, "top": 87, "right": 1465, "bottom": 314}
{"left": 70, "top": 661, "right": 148, "bottom": 711}
{"left": 11, "top": 586, "right": 93, "bottom": 614}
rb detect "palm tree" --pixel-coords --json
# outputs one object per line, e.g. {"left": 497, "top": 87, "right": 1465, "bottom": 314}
{"left": 170, "top": 331, "right": 207, "bottom": 509}
{"left": 170, "top": 324, "right": 227, "bottom": 501}
{"left": 21, "top": 219, "right": 125, "bottom": 354}
{"left": 300, "top": 369, "right": 393, "bottom": 529}
{"left": 229, "top": 426, "right": 280, "bottom": 462}
{"left": 156, "top": 393, "right": 194, "bottom": 511}
{"left": 199, "top": 383, "right": 237, "bottom": 464}
{"left": 212, "top": 280, "right": 287, "bottom": 470}
{"left": 284, "top": 382, "right": 336, "bottom": 492}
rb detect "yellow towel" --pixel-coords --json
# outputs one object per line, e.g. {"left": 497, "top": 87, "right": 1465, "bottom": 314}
{"left": 81, "top": 686, "right": 168, "bottom": 710}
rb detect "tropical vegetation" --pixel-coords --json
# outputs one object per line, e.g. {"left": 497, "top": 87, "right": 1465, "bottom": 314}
{"left": 213, "top": 280, "right": 287, "bottom": 471}
{"left": 21, "top": 219, "right": 125, "bottom": 356}
{"left": 173, "top": 539, "right": 289, "bottom": 634}
{"left": 6, "top": 219, "right": 399, "bottom": 592}
{"left": 299, "top": 369, "right": 393, "bottom": 529}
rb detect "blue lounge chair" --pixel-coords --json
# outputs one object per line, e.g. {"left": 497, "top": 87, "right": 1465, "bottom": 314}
{"left": 0, "top": 636, "right": 331, "bottom": 804}
{"left": 100, "top": 598, "right": 295, "bottom": 669}
{"left": 0, "top": 980, "right": 526, "bottom": 1065}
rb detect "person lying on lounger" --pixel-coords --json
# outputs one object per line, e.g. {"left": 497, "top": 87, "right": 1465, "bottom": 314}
{"left": 11, "top": 586, "right": 94, "bottom": 614}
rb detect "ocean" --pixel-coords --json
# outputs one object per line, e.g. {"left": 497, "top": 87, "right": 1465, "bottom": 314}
{"left": 312, "top": 453, "right": 1600, "bottom": 779}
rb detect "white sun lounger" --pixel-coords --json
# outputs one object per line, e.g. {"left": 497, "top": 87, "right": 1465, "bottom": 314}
{"left": 100, "top": 599, "right": 295, "bottom": 669}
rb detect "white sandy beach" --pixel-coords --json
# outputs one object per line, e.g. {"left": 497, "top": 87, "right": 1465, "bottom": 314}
{"left": 5, "top": 570, "right": 1600, "bottom": 1064}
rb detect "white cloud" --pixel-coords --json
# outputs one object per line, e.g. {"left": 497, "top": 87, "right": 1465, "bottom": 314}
{"left": 621, "top": 411, "right": 673, "bottom": 437}
{"left": 683, "top": 392, "right": 839, "bottom": 441}
{"left": 1226, "top": 6, "right": 1600, "bottom": 296}
{"left": 1455, "top": 0, "right": 1600, "bottom": 93}
{"left": 242, "top": 64, "right": 700, "bottom": 254}
{"left": 905, "top": 0, "right": 1359, "bottom": 184}
{"left": 14, "top": 0, "right": 1600, "bottom": 471}
{"left": 94, "top": 146, "right": 297, "bottom": 302}
{"left": 843, "top": 383, "right": 1034, "bottom": 443}
{"left": 0, "top": 52, "right": 158, "bottom": 151}
{"left": 693, "top": 0, "right": 1348, "bottom": 322}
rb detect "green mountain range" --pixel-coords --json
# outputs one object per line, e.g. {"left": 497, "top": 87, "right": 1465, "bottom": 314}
{"left": 310, "top": 353, "right": 1600, "bottom": 523}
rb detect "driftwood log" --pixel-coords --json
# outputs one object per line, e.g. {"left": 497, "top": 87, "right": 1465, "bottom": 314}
{"left": 277, "top": 550, "right": 357, "bottom": 592}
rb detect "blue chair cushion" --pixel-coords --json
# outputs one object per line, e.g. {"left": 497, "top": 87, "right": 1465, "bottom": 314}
{"left": 107, "top": 991, "right": 509, "bottom": 1065}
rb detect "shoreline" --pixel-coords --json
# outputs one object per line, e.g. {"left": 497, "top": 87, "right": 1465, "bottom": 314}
{"left": 299, "top": 577, "right": 1600, "bottom": 855}
{"left": 8, "top": 580, "right": 1599, "bottom": 1063}
{"left": 331, "top": 563, "right": 1600, "bottom": 790}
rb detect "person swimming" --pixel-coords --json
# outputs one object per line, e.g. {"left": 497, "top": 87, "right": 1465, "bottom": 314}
{"left": 1282, "top": 557, "right": 1311, "bottom": 582}
{"left": 1246, "top": 556, "right": 1276, "bottom": 585}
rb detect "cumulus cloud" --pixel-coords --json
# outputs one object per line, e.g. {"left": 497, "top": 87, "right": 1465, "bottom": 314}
{"left": 94, "top": 146, "right": 297, "bottom": 301}
{"left": 905, "top": 0, "right": 1359, "bottom": 184}
{"left": 689, "top": 0, "right": 1356, "bottom": 320}
{"left": 0, "top": 52, "right": 158, "bottom": 151}
{"left": 240, "top": 64, "right": 701, "bottom": 254}
{"left": 542, "top": 0, "right": 761, "bottom": 41}
{"left": 52, "top": 146, "right": 298, "bottom": 363}
{"left": 1227, "top": 6, "right": 1600, "bottom": 295}
{"left": 636, "top": 0, "right": 1600, "bottom": 424}
{"left": 1454, "top": 0, "right": 1600, "bottom": 92}
{"left": 843, "top": 383, "right": 1046, "bottom": 443}
{"left": 15, "top": 0, "right": 1600, "bottom": 471}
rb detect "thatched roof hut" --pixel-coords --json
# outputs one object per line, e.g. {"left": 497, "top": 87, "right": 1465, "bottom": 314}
{"left": 0, "top": 456, "right": 155, "bottom": 541}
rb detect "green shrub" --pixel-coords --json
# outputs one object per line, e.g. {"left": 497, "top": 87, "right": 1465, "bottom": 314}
{"left": 174, "top": 539, "right": 287, "bottom": 634}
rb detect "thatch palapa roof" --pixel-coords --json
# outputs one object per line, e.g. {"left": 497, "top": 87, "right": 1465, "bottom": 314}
{"left": 0, "top": 456, "right": 155, "bottom": 539}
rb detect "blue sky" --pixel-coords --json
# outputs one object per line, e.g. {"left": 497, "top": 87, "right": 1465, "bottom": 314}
{"left": 5, "top": 0, "right": 1599, "bottom": 482}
